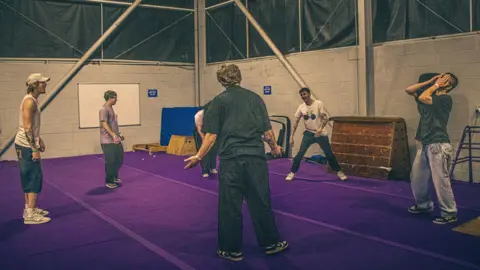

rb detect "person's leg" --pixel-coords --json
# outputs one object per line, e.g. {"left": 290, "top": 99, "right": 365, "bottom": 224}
{"left": 15, "top": 145, "right": 50, "bottom": 224}
{"left": 243, "top": 156, "right": 288, "bottom": 254}
{"left": 287, "top": 132, "right": 315, "bottom": 180}
{"left": 193, "top": 130, "right": 210, "bottom": 176}
{"left": 426, "top": 143, "right": 458, "bottom": 224}
{"left": 409, "top": 145, "right": 434, "bottom": 213}
{"left": 217, "top": 158, "right": 245, "bottom": 261}
{"left": 101, "top": 144, "right": 117, "bottom": 188}
{"left": 113, "top": 143, "right": 124, "bottom": 184}
{"left": 206, "top": 142, "right": 218, "bottom": 174}
{"left": 316, "top": 135, "right": 347, "bottom": 180}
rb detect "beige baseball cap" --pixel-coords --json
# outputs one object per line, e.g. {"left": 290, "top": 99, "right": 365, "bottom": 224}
{"left": 26, "top": 73, "right": 50, "bottom": 86}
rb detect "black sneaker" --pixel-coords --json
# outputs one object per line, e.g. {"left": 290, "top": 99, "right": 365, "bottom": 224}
{"left": 408, "top": 205, "right": 433, "bottom": 214}
{"left": 264, "top": 241, "right": 289, "bottom": 255}
{"left": 217, "top": 250, "right": 243, "bottom": 262}
{"left": 433, "top": 216, "right": 457, "bottom": 225}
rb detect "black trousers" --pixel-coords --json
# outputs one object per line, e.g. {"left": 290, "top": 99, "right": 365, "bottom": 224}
{"left": 291, "top": 131, "right": 341, "bottom": 173}
{"left": 218, "top": 156, "right": 280, "bottom": 252}
{"left": 193, "top": 129, "right": 217, "bottom": 174}
{"left": 101, "top": 143, "right": 124, "bottom": 184}
{"left": 15, "top": 144, "right": 43, "bottom": 193}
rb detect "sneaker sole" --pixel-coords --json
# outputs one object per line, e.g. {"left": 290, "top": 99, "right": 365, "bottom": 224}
{"left": 265, "top": 242, "right": 289, "bottom": 255}
{"left": 217, "top": 252, "right": 244, "bottom": 262}
{"left": 433, "top": 218, "right": 457, "bottom": 225}
{"left": 24, "top": 218, "right": 51, "bottom": 225}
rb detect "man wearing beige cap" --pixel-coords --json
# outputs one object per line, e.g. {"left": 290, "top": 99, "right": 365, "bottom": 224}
{"left": 14, "top": 73, "right": 51, "bottom": 225}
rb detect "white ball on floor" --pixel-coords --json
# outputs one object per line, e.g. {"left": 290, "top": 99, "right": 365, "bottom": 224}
{"left": 153, "top": 155, "right": 156, "bottom": 158}
{"left": 142, "top": 158, "right": 144, "bottom": 160}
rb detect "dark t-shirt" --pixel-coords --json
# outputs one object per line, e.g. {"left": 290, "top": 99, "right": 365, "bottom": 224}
{"left": 415, "top": 94, "right": 452, "bottom": 145}
{"left": 202, "top": 85, "right": 272, "bottom": 160}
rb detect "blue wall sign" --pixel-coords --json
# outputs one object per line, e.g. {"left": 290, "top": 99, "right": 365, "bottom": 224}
{"left": 148, "top": 89, "right": 158, "bottom": 98}
{"left": 263, "top": 86, "right": 272, "bottom": 95}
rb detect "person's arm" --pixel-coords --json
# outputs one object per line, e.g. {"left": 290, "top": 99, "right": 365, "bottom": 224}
{"left": 22, "top": 98, "right": 39, "bottom": 152}
{"left": 314, "top": 101, "right": 329, "bottom": 137}
{"left": 99, "top": 109, "right": 119, "bottom": 141}
{"left": 405, "top": 75, "right": 440, "bottom": 96}
{"left": 257, "top": 97, "right": 282, "bottom": 156}
{"left": 418, "top": 75, "right": 451, "bottom": 105}
{"left": 291, "top": 105, "right": 302, "bottom": 139}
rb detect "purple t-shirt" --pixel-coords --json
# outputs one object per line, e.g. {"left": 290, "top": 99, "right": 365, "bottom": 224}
{"left": 99, "top": 106, "right": 120, "bottom": 144}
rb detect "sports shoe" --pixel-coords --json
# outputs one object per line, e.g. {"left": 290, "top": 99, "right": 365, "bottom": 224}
{"left": 23, "top": 207, "right": 49, "bottom": 219}
{"left": 433, "top": 216, "right": 457, "bottom": 225}
{"left": 286, "top": 172, "right": 295, "bottom": 181}
{"left": 408, "top": 205, "right": 433, "bottom": 214}
{"left": 217, "top": 250, "right": 244, "bottom": 262}
{"left": 337, "top": 171, "right": 347, "bottom": 181}
{"left": 264, "top": 241, "right": 289, "bottom": 255}
{"left": 114, "top": 178, "right": 122, "bottom": 184}
{"left": 210, "top": 169, "right": 218, "bottom": 174}
{"left": 106, "top": 183, "right": 119, "bottom": 189}
{"left": 24, "top": 211, "right": 51, "bottom": 225}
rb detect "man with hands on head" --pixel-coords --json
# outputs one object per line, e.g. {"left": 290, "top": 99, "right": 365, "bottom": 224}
{"left": 405, "top": 73, "right": 459, "bottom": 225}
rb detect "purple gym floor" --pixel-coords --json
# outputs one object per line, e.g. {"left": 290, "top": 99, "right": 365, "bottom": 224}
{"left": 1, "top": 152, "right": 479, "bottom": 270}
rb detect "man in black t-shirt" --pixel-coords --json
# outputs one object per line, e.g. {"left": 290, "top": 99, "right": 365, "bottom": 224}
{"left": 184, "top": 64, "right": 289, "bottom": 261}
{"left": 405, "top": 73, "right": 459, "bottom": 225}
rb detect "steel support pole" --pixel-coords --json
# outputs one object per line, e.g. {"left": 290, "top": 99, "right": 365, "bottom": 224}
{"left": 194, "top": 0, "right": 200, "bottom": 106}
{"left": 357, "top": 0, "right": 375, "bottom": 116}
{"left": 0, "top": 0, "right": 143, "bottom": 158}
{"left": 43, "top": 0, "right": 194, "bottom": 12}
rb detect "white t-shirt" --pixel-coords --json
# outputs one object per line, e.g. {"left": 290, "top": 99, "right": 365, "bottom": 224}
{"left": 194, "top": 110, "right": 204, "bottom": 130}
{"left": 294, "top": 100, "right": 328, "bottom": 136}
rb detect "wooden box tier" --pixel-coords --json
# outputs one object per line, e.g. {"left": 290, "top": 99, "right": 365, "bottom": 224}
{"left": 327, "top": 116, "right": 411, "bottom": 180}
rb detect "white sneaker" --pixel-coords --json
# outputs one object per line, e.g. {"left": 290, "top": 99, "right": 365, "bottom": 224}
{"left": 24, "top": 211, "right": 51, "bottom": 225}
{"left": 337, "top": 171, "right": 347, "bottom": 181}
{"left": 23, "top": 207, "right": 49, "bottom": 218}
{"left": 202, "top": 173, "right": 209, "bottom": 178}
{"left": 210, "top": 169, "right": 218, "bottom": 174}
{"left": 286, "top": 172, "right": 295, "bottom": 181}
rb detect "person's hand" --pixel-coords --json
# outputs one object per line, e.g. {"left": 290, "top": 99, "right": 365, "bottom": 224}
{"left": 184, "top": 155, "right": 201, "bottom": 169}
{"left": 271, "top": 145, "right": 282, "bottom": 157}
{"left": 113, "top": 135, "right": 121, "bottom": 144}
{"left": 32, "top": 151, "right": 41, "bottom": 162}
{"left": 39, "top": 139, "right": 45, "bottom": 152}
{"left": 428, "top": 74, "right": 441, "bottom": 83}
{"left": 435, "top": 74, "right": 451, "bottom": 88}
{"left": 119, "top": 134, "right": 125, "bottom": 141}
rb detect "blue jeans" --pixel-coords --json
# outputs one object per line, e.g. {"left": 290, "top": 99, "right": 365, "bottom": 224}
{"left": 410, "top": 143, "right": 457, "bottom": 217}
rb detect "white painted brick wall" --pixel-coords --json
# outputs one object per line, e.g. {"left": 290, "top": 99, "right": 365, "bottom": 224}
{"left": 374, "top": 34, "right": 480, "bottom": 183}
{"left": 202, "top": 48, "right": 360, "bottom": 159}
{"left": 0, "top": 62, "right": 195, "bottom": 161}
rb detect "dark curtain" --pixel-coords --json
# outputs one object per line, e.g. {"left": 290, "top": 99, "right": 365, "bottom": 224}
{"left": 302, "top": 0, "right": 357, "bottom": 51}
{"left": 102, "top": 6, "right": 194, "bottom": 62}
{"left": 373, "top": 0, "right": 470, "bottom": 43}
{"left": 0, "top": 0, "right": 194, "bottom": 62}
{"left": 0, "top": 0, "right": 101, "bottom": 58}
{"left": 205, "top": 2, "right": 246, "bottom": 63}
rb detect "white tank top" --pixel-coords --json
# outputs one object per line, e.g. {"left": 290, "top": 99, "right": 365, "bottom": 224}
{"left": 15, "top": 94, "right": 41, "bottom": 148}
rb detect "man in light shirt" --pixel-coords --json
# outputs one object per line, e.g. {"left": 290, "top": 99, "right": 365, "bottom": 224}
{"left": 286, "top": 87, "right": 347, "bottom": 181}
{"left": 193, "top": 101, "right": 217, "bottom": 177}
{"left": 14, "top": 73, "right": 51, "bottom": 225}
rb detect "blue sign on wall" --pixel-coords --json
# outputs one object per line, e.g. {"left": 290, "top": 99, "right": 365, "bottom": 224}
{"left": 148, "top": 89, "right": 158, "bottom": 98}
{"left": 263, "top": 86, "right": 272, "bottom": 95}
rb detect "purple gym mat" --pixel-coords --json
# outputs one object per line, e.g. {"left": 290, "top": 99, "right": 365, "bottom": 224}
{"left": 0, "top": 152, "right": 479, "bottom": 270}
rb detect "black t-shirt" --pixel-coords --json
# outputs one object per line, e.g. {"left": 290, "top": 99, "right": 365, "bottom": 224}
{"left": 415, "top": 94, "right": 452, "bottom": 145}
{"left": 202, "top": 85, "right": 272, "bottom": 160}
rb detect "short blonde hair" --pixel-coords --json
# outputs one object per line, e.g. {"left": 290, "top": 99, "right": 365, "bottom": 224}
{"left": 216, "top": 64, "right": 242, "bottom": 88}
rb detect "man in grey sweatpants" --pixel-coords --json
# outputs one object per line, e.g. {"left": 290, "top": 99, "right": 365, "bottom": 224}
{"left": 405, "top": 72, "right": 459, "bottom": 225}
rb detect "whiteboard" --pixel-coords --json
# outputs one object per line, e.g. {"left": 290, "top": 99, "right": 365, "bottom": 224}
{"left": 78, "top": 83, "right": 141, "bottom": 129}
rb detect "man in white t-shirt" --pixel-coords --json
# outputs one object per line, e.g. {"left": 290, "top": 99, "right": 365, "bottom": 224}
{"left": 286, "top": 87, "right": 347, "bottom": 181}
{"left": 193, "top": 102, "right": 218, "bottom": 177}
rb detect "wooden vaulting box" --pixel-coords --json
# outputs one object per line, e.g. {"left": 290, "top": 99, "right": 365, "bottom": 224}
{"left": 327, "top": 116, "right": 411, "bottom": 180}
{"left": 167, "top": 135, "right": 197, "bottom": 156}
